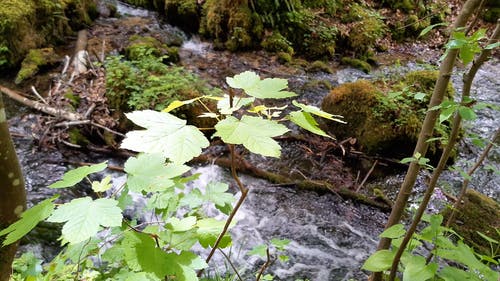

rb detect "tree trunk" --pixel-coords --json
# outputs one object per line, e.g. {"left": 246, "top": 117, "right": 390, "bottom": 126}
{"left": 0, "top": 94, "right": 27, "bottom": 281}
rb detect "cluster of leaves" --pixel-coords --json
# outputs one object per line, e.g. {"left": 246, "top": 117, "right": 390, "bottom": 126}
{"left": 105, "top": 50, "right": 220, "bottom": 112}
{"left": 1, "top": 71, "right": 343, "bottom": 280}
{"left": 362, "top": 213, "right": 499, "bottom": 281}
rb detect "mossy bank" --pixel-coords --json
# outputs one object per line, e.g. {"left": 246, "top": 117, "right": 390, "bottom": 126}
{"left": 122, "top": 0, "right": 449, "bottom": 66}
{"left": 0, "top": 0, "right": 98, "bottom": 71}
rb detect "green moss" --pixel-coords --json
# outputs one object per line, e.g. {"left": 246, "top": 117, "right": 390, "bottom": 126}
{"left": 165, "top": 0, "right": 200, "bottom": 32}
{"left": 105, "top": 54, "right": 221, "bottom": 128}
{"left": 276, "top": 51, "right": 292, "bottom": 64}
{"left": 15, "top": 48, "right": 59, "bottom": 84}
{"left": 68, "top": 128, "right": 90, "bottom": 146}
{"left": 125, "top": 35, "right": 180, "bottom": 63}
{"left": 321, "top": 80, "right": 380, "bottom": 139}
{"left": 343, "top": 4, "right": 386, "bottom": 54}
{"left": 261, "top": 32, "right": 294, "bottom": 54}
{"left": 64, "top": 89, "right": 81, "bottom": 109}
{"left": 306, "top": 60, "right": 332, "bottom": 73}
{"left": 341, "top": 57, "right": 372, "bottom": 73}
{"left": 443, "top": 189, "right": 500, "bottom": 256}
{"left": 483, "top": 7, "right": 500, "bottom": 23}
{"left": 0, "top": 0, "right": 96, "bottom": 70}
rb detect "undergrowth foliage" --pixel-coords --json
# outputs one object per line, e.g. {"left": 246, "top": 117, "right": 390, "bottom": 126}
{"left": 0, "top": 71, "right": 343, "bottom": 280}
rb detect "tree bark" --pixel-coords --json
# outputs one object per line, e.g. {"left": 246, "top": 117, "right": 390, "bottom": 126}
{"left": 0, "top": 94, "right": 27, "bottom": 281}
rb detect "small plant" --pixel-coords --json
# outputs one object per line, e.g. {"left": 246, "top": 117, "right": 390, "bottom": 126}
{"left": 362, "top": 213, "right": 499, "bottom": 281}
{"left": 1, "top": 70, "right": 343, "bottom": 280}
{"left": 247, "top": 238, "right": 291, "bottom": 281}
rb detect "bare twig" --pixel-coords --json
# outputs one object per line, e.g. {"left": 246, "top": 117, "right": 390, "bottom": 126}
{"left": 255, "top": 247, "right": 272, "bottom": 281}
{"left": 30, "top": 86, "right": 48, "bottom": 105}
{"left": 356, "top": 160, "right": 378, "bottom": 192}
{"left": 218, "top": 249, "right": 244, "bottom": 281}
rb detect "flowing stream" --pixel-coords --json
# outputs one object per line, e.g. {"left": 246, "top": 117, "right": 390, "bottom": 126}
{"left": 5, "top": 2, "right": 499, "bottom": 280}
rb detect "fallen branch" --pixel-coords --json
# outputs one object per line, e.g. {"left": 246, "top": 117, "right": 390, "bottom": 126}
{"left": 191, "top": 155, "right": 392, "bottom": 211}
{"left": 0, "top": 85, "right": 83, "bottom": 121}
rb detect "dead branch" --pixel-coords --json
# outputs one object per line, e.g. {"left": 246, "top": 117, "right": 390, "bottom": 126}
{"left": 0, "top": 85, "right": 83, "bottom": 121}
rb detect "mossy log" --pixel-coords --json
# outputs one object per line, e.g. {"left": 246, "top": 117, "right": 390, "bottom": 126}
{"left": 192, "top": 154, "right": 392, "bottom": 212}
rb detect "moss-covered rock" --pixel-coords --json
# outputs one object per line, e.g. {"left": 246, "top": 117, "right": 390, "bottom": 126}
{"left": 341, "top": 3, "right": 386, "bottom": 55}
{"left": 321, "top": 70, "right": 455, "bottom": 159}
{"left": 341, "top": 57, "right": 372, "bottom": 73}
{"left": 261, "top": 31, "right": 294, "bottom": 55}
{"left": 0, "top": 0, "right": 97, "bottom": 70}
{"left": 306, "top": 60, "right": 333, "bottom": 73}
{"left": 15, "top": 48, "right": 60, "bottom": 84}
{"left": 443, "top": 189, "right": 500, "bottom": 256}
{"left": 277, "top": 51, "right": 292, "bottom": 64}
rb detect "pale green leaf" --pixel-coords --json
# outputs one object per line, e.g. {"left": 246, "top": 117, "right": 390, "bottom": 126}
{"left": 261, "top": 274, "right": 274, "bottom": 281}
{"left": 47, "top": 197, "right": 123, "bottom": 244}
{"left": 226, "top": 71, "right": 297, "bottom": 99}
{"left": 485, "top": 42, "right": 500, "bottom": 50}
{"left": 217, "top": 94, "right": 255, "bottom": 115}
{"left": 403, "top": 255, "right": 438, "bottom": 281}
{"left": 379, "top": 224, "right": 406, "bottom": 239}
{"left": 414, "top": 92, "right": 426, "bottom": 101}
{"left": 226, "top": 71, "right": 261, "bottom": 91}
{"left": 361, "top": 249, "right": 395, "bottom": 272}
{"left": 214, "top": 115, "right": 289, "bottom": 157}
{"left": 124, "top": 153, "right": 190, "bottom": 193}
{"left": 121, "top": 110, "right": 209, "bottom": 164}
{"left": 196, "top": 218, "right": 233, "bottom": 248}
{"left": 439, "top": 106, "right": 456, "bottom": 123}
{"left": 248, "top": 244, "right": 267, "bottom": 258}
{"left": 291, "top": 100, "right": 345, "bottom": 122}
{"left": 289, "top": 111, "right": 331, "bottom": 138}
{"left": 0, "top": 196, "right": 57, "bottom": 246}
{"left": 476, "top": 231, "right": 498, "bottom": 244}
{"left": 166, "top": 217, "right": 197, "bottom": 232}
{"left": 204, "top": 182, "right": 235, "bottom": 214}
{"left": 91, "top": 175, "right": 112, "bottom": 193}
{"left": 270, "top": 238, "right": 290, "bottom": 250}
{"left": 49, "top": 162, "right": 107, "bottom": 188}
